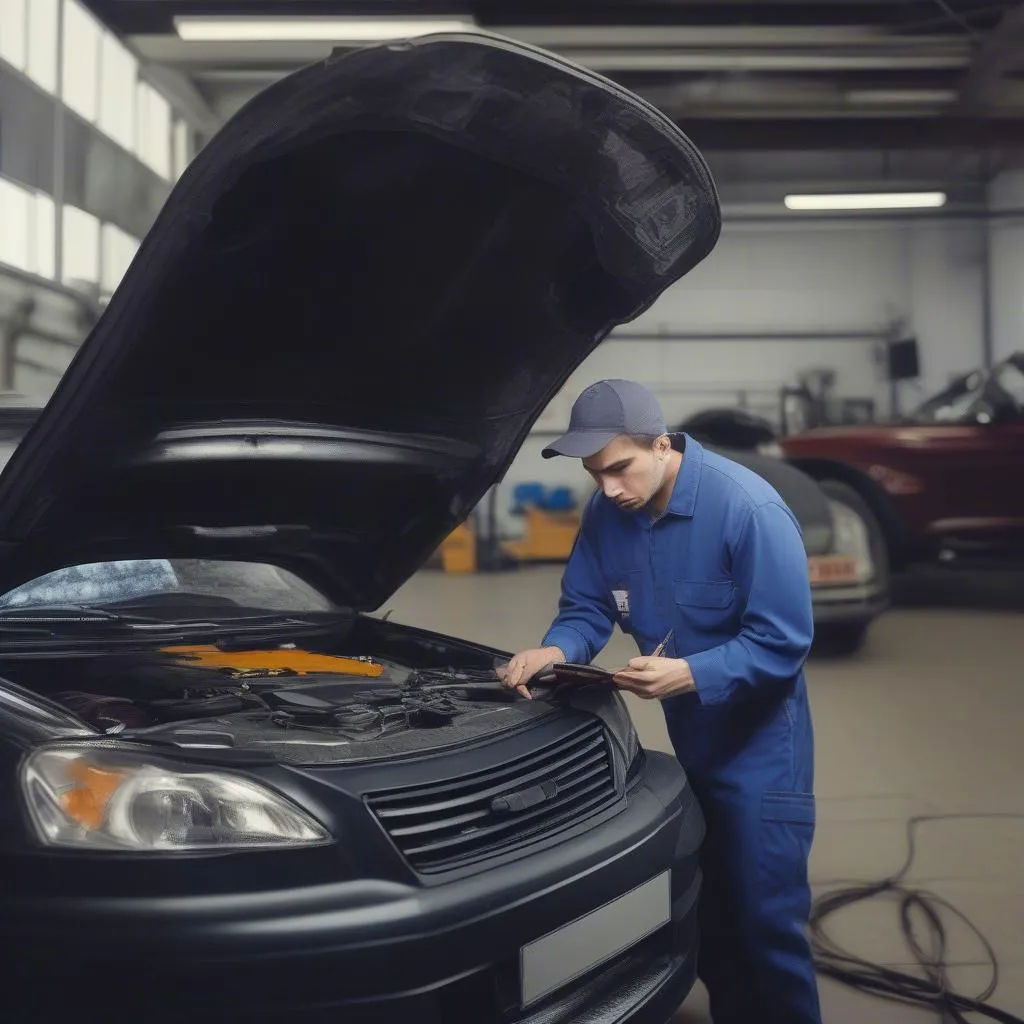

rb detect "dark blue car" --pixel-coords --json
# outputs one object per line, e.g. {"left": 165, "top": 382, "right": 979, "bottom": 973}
{"left": 0, "top": 33, "right": 720, "bottom": 1024}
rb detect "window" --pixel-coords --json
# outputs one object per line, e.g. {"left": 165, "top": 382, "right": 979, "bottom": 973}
{"left": 0, "top": 180, "right": 56, "bottom": 279}
{"left": 135, "top": 81, "right": 172, "bottom": 179}
{"left": 60, "top": 1, "right": 141, "bottom": 149}
{"left": 995, "top": 360, "right": 1024, "bottom": 410}
{"left": 0, "top": 0, "right": 28, "bottom": 71}
{"left": 173, "top": 119, "right": 192, "bottom": 179}
{"left": 61, "top": 0, "right": 101, "bottom": 121}
{"left": 913, "top": 372, "right": 986, "bottom": 424}
{"left": 100, "top": 222, "right": 139, "bottom": 294}
{"left": 61, "top": 204, "right": 100, "bottom": 285}
{"left": 98, "top": 28, "right": 137, "bottom": 150}
{"left": 0, "top": 177, "right": 31, "bottom": 272}
{"left": 25, "top": 0, "right": 57, "bottom": 93}
{"left": 31, "top": 192, "right": 56, "bottom": 278}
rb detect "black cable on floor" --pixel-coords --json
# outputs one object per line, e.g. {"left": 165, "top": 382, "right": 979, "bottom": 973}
{"left": 809, "top": 813, "right": 1024, "bottom": 1023}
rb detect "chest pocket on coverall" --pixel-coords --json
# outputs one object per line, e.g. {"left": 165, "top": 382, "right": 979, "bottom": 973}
{"left": 674, "top": 579, "right": 737, "bottom": 636}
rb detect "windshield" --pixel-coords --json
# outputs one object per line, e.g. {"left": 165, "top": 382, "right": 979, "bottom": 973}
{"left": 992, "top": 358, "right": 1024, "bottom": 412}
{"left": 0, "top": 559, "right": 334, "bottom": 614}
{"left": 910, "top": 356, "right": 1024, "bottom": 425}
{"left": 911, "top": 371, "right": 986, "bottom": 423}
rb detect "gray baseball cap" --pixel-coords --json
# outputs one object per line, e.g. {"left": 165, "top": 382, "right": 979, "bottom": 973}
{"left": 541, "top": 379, "right": 667, "bottom": 459}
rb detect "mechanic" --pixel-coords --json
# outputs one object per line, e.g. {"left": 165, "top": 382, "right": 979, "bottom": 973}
{"left": 501, "top": 379, "right": 821, "bottom": 1024}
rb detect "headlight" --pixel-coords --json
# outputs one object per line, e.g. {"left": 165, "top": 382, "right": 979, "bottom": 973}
{"left": 827, "top": 499, "right": 875, "bottom": 584}
{"left": 755, "top": 441, "right": 784, "bottom": 459}
{"left": 22, "top": 746, "right": 330, "bottom": 851}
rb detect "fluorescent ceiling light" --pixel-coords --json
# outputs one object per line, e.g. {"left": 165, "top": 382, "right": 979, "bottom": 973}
{"left": 174, "top": 17, "right": 478, "bottom": 43}
{"left": 784, "top": 191, "right": 948, "bottom": 211}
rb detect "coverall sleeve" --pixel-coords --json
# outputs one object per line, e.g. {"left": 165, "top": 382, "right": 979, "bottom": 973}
{"left": 541, "top": 513, "right": 617, "bottom": 665}
{"left": 685, "top": 500, "right": 813, "bottom": 706}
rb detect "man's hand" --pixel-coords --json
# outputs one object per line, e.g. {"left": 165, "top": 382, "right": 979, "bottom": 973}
{"left": 613, "top": 657, "right": 697, "bottom": 700}
{"left": 498, "top": 646, "right": 566, "bottom": 700}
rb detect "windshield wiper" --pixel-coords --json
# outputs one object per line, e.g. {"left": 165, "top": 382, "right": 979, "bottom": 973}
{"left": 0, "top": 604, "right": 166, "bottom": 624}
{"left": 0, "top": 609, "right": 348, "bottom": 650}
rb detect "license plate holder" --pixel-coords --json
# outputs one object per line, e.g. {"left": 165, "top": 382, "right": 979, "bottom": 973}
{"left": 519, "top": 871, "right": 671, "bottom": 1008}
{"left": 808, "top": 554, "right": 859, "bottom": 585}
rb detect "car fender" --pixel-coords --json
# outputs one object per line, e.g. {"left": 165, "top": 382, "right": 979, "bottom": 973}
{"left": 783, "top": 457, "right": 911, "bottom": 567}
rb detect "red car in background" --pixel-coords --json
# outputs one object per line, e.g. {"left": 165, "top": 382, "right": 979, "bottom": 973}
{"left": 781, "top": 353, "right": 1024, "bottom": 567}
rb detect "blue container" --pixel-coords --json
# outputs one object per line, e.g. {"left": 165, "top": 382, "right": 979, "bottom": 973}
{"left": 545, "top": 486, "right": 576, "bottom": 511}
{"left": 511, "top": 482, "right": 546, "bottom": 513}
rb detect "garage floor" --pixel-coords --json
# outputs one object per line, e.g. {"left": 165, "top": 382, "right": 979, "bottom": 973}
{"left": 386, "top": 565, "right": 1024, "bottom": 1023}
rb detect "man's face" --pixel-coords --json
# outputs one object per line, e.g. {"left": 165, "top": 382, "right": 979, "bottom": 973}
{"left": 583, "top": 435, "right": 670, "bottom": 510}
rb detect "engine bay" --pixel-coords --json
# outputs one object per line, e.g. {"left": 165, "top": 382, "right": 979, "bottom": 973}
{"left": 11, "top": 641, "right": 555, "bottom": 763}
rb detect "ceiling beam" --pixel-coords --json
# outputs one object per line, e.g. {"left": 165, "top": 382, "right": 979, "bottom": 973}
{"left": 82, "top": 2, "right": 1014, "bottom": 34}
{"left": 187, "top": 69, "right": 1013, "bottom": 121}
{"left": 677, "top": 116, "right": 1024, "bottom": 149}
{"left": 503, "top": 24, "right": 977, "bottom": 78}
{"left": 958, "top": 3, "right": 1024, "bottom": 112}
{"left": 503, "top": 25, "right": 969, "bottom": 46}
{"left": 128, "top": 27, "right": 972, "bottom": 73}
{"left": 139, "top": 63, "right": 224, "bottom": 136}
{"left": 556, "top": 49, "right": 968, "bottom": 72}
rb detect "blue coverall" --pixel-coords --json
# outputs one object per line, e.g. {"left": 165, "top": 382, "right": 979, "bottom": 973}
{"left": 541, "top": 435, "right": 821, "bottom": 1024}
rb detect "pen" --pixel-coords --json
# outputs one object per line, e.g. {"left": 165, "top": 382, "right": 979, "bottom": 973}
{"left": 652, "top": 628, "right": 674, "bottom": 658}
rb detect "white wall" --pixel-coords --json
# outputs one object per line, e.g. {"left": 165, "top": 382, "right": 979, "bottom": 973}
{"left": 628, "top": 217, "right": 985, "bottom": 402}
{"left": 989, "top": 170, "right": 1024, "bottom": 364}
{"left": 905, "top": 218, "right": 988, "bottom": 395}
{"left": 492, "top": 215, "right": 987, "bottom": 538}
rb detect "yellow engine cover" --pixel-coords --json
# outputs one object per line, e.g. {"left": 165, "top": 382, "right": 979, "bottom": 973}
{"left": 159, "top": 645, "right": 385, "bottom": 678}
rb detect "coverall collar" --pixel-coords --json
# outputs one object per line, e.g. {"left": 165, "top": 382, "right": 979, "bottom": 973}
{"left": 665, "top": 433, "right": 704, "bottom": 518}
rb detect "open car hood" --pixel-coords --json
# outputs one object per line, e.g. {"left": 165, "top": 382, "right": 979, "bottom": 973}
{"left": 0, "top": 33, "right": 720, "bottom": 610}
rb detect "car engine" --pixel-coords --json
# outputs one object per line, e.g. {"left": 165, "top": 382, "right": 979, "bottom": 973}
{"left": 40, "top": 644, "right": 553, "bottom": 763}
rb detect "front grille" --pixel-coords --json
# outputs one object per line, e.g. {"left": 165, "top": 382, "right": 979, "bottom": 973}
{"left": 366, "top": 720, "right": 618, "bottom": 872}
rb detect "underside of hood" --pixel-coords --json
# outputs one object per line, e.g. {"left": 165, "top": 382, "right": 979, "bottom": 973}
{"left": 0, "top": 33, "right": 720, "bottom": 609}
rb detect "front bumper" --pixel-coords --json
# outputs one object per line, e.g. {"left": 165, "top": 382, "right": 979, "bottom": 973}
{"left": 4, "top": 750, "right": 703, "bottom": 1024}
{"left": 812, "top": 579, "right": 889, "bottom": 624}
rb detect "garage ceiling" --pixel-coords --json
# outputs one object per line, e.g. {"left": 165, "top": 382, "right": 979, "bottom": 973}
{"left": 81, "top": 1, "right": 1024, "bottom": 197}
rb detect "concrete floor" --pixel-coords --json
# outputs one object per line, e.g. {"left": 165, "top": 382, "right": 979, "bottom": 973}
{"left": 386, "top": 564, "right": 1024, "bottom": 1023}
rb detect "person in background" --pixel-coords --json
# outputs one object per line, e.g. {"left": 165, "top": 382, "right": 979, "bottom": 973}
{"left": 500, "top": 378, "right": 821, "bottom": 1024}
